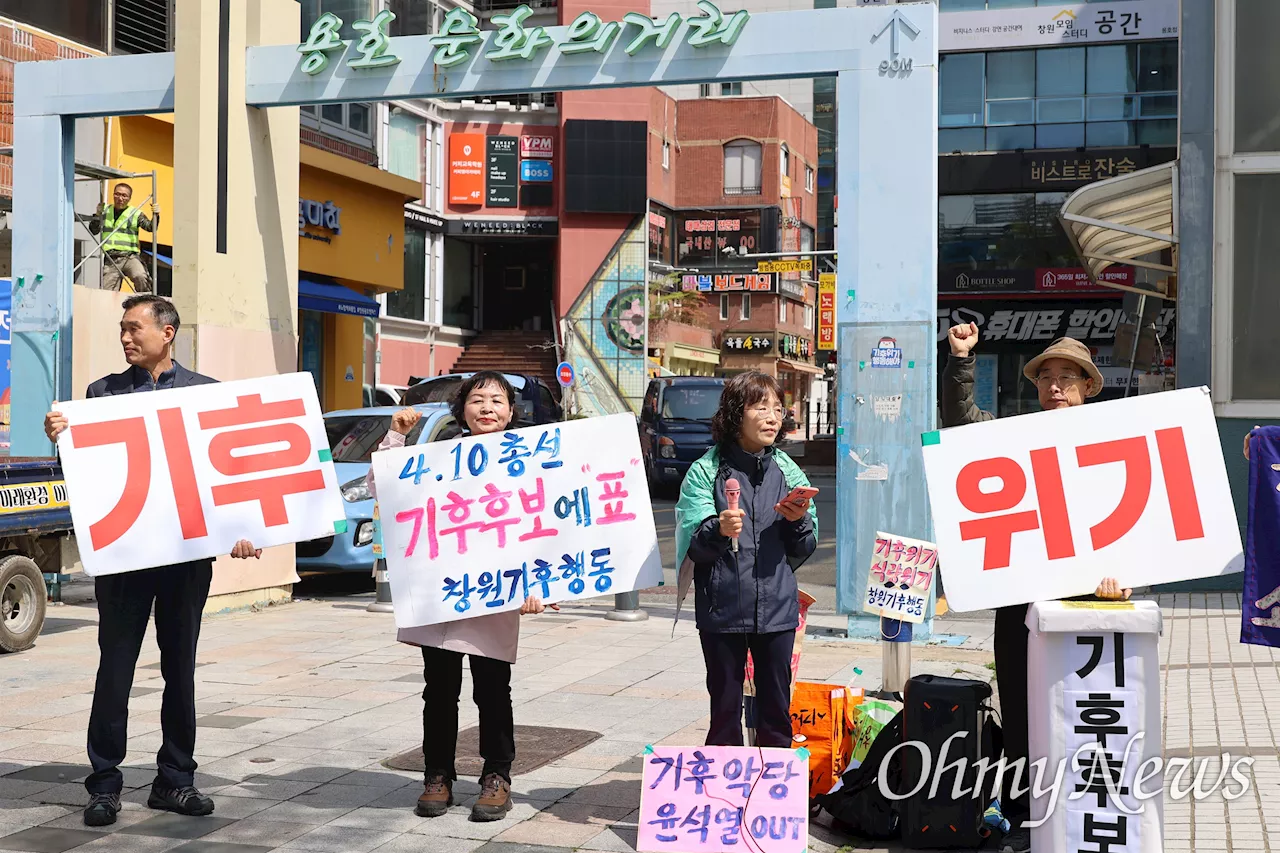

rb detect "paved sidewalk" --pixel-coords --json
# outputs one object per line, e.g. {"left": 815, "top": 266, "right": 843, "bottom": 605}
{"left": 0, "top": 585, "right": 1275, "bottom": 853}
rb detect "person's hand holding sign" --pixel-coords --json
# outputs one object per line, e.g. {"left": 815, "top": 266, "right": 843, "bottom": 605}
{"left": 519, "top": 596, "right": 559, "bottom": 614}
{"left": 1094, "top": 576, "right": 1132, "bottom": 600}
{"left": 948, "top": 322, "right": 980, "bottom": 357}
{"left": 44, "top": 405, "right": 68, "bottom": 443}
{"left": 390, "top": 407, "right": 421, "bottom": 436}
{"left": 230, "top": 540, "right": 262, "bottom": 560}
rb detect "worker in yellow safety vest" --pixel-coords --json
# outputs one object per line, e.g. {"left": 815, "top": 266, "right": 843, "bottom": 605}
{"left": 89, "top": 183, "right": 159, "bottom": 293}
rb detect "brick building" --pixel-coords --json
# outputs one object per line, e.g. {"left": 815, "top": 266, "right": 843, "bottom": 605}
{"left": 647, "top": 94, "right": 822, "bottom": 416}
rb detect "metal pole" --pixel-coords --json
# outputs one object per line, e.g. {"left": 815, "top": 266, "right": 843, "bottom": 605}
{"left": 367, "top": 558, "right": 394, "bottom": 613}
{"left": 880, "top": 615, "right": 912, "bottom": 696}
{"left": 606, "top": 589, "right": 648, "bottom": 622}
{"left": 150, "top": 169, "right": 158, "bottom": 291}
{"left": 1124, "top": 294, "right": 1145, "bottom": 399}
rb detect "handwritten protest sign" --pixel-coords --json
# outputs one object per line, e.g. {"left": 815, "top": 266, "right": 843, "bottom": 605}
{"left": 861, "top": 532, "right": 936, "bottom": 623}
{"left": 639, "top": 745, "right": 809, "bottom": 853}
{"left": 370, "top": 412, "right": 663, "bottom": 627}
{"left": 922, "top": 387, "right": 1243, "bottom": 612}
{"left": 57, "top": 372, "right": 345, "bottom": 576}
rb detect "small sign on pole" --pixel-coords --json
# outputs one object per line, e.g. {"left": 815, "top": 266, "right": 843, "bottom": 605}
{"left": 556, "top": 361, "right": 575, "bottom": 388}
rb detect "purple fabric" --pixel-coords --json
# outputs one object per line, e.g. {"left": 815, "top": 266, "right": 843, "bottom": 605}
{"left": 1241, "top": 426, "right": 1280, "bottom": 647}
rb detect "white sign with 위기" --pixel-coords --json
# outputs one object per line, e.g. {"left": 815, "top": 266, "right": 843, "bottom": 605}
{"left": 370, "top": 413, "right": 663, "bottom": 627}
{"left": 921, "top": 387, "right": 1243, "bottom": 613}
{"left": 56, "top": 372, "right": 346, "bottom": 577}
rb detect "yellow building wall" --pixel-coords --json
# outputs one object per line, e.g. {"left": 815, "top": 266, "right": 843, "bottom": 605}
{"left": 323, "top": 313, "right": 367, "bottom": 412}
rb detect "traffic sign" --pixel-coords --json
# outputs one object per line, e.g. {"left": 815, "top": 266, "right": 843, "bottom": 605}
{"left": 756, "top": 259, "right": 813, "bottom": 274}
{"left": 556, "top": 361, "right": 575, "bottom": 388}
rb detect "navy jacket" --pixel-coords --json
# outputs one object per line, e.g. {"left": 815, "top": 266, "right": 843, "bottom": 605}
{"left": 686, "top": 443, "right": 817, "bottom": 634}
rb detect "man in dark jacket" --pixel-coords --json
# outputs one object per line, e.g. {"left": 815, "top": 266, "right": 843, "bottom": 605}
{"left": 941, "top": 322, "right": 1130, "bottom": 853}
{"left": 44, "top": 294, "right": 261, "bottom": 828}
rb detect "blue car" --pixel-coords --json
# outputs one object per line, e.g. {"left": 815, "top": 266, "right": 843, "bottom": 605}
{"left": 296, "top": 403, "right": 460, "bottom": 573}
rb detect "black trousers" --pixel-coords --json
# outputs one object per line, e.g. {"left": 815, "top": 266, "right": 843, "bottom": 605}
{"left": 700, "top": 630, "right": 794, "bottom": 748}
{"left": 86, "top": 563, "right": 212, "bottom": 795}
{"left": 422, "top": 646, "right": 515, "bottom": 783}
{"left": 993, "top": 603, "right": 1030, "bottom": 821}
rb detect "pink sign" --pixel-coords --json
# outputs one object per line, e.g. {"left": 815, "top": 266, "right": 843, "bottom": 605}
{"left": 638, "top": 745, "right": 810, "bottom": 853}
{"left": 520, "top": 134, "right": 554, "bottom": 158}
{"left": 1035, "top": 266, "right": 1134, "bottom": 292}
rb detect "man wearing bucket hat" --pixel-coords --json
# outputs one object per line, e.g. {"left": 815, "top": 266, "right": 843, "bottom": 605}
{"left": 942, "top": 323, "right": 1128, "bottom": 853}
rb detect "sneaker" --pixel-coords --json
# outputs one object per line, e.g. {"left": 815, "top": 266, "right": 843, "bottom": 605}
{"left": 1000, "top": 827, "right": 1031, "bottom": 853}
{"left": 147, "top": 784, "right": 215, "bottom": 817}
{"left": 470, "top": 772, "right": 512, "bottom": 822}
{"left": 83, "top": 792, "right": 121, "bottom": 827}
{"left": 415, "top": 774, "right": 453, "bottom": 818}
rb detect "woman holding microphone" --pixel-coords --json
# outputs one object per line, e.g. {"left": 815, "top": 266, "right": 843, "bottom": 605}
{"left": 674, "top": 371, "right": 819, "bottom": 747}
{"left": 367, "top": 371, "right": 551, "bottom": 822}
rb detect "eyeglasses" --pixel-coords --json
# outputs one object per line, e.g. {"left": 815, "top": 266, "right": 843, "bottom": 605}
{"left": 748, "top": 405, "right": 785, "bottom": 419}
{"left": 1033, "top": 373, "right": 1086, "bottom": 387}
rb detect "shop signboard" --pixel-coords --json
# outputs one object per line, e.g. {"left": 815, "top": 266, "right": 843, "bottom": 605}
{"left": 758, "top": 259, "right": 813, "bottom": 274}
{"left": 818, "top": 273, "right": 836, "bottom": 352}
{"left": 520, "top": 134, "right": 555, "bottom": 159}
{"left": 940, "top": 147, "right": 1176, "bottom": 195}
{"left": 779, "top": 278, "right": 806, "bottom": 301}
{"left": 939, "top": 0, "right": 1178, "bottom": 52}
{"left": 722, "top": 333, "right": 774, "bottom": 353}
{"left": 486, "top": 136, "right": 518, "bottom": 207}
{"left": 448, "top": 133, "right": 485, "bottom": 205}
{"left": 681, "top": 273, "right": 777, "bottom": 293}
{"left": 1035, "top": 267, "right": 1134, "bottom": 292}
{"left": 519, "top": 159, "right": 553, "bottom": 183}
{"left": 936, "top": 301, "right": 1177, "bottom": 349}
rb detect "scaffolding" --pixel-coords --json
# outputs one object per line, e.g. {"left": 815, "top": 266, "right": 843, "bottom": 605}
{"left": 0, "top": 147, "right": 158, "bottom": 291}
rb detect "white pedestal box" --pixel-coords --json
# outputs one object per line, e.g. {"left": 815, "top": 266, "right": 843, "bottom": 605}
{"left": 1026, "top": 600, "right": 1163, "bottom": 853}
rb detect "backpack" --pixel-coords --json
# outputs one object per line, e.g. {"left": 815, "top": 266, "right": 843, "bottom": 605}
{"left": 812, "top": 710, "right": 906, "bottom": 840}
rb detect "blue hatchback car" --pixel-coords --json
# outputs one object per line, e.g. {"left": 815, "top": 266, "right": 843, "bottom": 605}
{"left": 296, "top": 403, "right": 460, "bottom": 573}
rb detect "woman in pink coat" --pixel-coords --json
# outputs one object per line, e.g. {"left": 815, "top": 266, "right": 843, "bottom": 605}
{"left": 367, "top": 371, "right": 551, "bottom": 822}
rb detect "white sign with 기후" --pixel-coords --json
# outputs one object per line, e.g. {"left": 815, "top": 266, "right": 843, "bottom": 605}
{"left": 56, "top": 372, "right": 346, "bottom": 577}
{"left": 921, "top": 387, "right": 1243, "bottom": 612}
{"left": 862, "top": 532, "right": 936, "bottom": 623}
{"left": 370, "top": 413, "right": 663, "bottom": 628}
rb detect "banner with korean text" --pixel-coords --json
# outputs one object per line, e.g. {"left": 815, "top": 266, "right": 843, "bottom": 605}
{"left": 371, "top": 413, "right": 663, "bottom": 627}
{"left": 57, "top": 372, "right": 346, "bottom": 577}
{"left": 861, "top": 532, "right": 936, "bottom": 623}
{"left": 638, "top": 745, "right": 809, "bottom": 853}
{"left": 921, "top": 387, "right": 1243, "bottom": 612}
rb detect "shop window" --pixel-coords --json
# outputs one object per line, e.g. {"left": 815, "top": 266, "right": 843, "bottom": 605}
{"left": 724, "top": 140, "right": 763, "bottom": 196}
{"left": 939, "top": 191, "right": 1075, "bottom": 273}
{"left": 940, "top": 53, "right": 985, "bottom": 128}
{"left": 721, "top": 82, "right": 743, "bottom": 96}
{"left": 389, "top": 225, "right": 427, "bottom": 322}
{"left": 779, "top": 297, "right": 786, "bottom": 324}
{"left": 1036, "top": 47, "right": 1085, "bottom": 98}
{"left": 299, "top": 0, "right": 373, "bottom": 40}
{"left": 390, "top": 0, "right": 435, "bottom": 35}
{"left": 805, "top": 304, "right": 814, "bottom": 331}
{"left": 1235, "top": 1, "right": 1280, "bottom": 153}
{"left": 0, "top": 0, "right": 107, "bottom": 51}
{"left": 719, "top": 294, "right": 730, "bottom": 321}
{"left": 1231, "top": 174, "right": 1280, "bottom": 400}
{"left": 388, "top": 111, "right": 425, "bottom": 183}
{"left": 442, "top": 237, "right": 474, "bottom": 329}
{"left": 662, "top": 140, "right": 670, "bottom": 171}
{"left": 740, "top": 294, "right": 751, "bottom": 321}
{"left": 805, "top": 166, "right": 814, "bottom": 193}
{"left": 780, "top": 144, "right": 790, "bottom": 178}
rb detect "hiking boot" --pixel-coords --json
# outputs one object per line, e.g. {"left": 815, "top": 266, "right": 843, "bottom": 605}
{"left": 1000, "top": 827, "right": 1031, "bottom": 853}
{"left": 147, "top": 784, "right": 215, "bottom": 817}
{"left": 84, "top": 792, "right": 121, "bottom": 827}
{"left": 470, "top": 773, "right": 512, "bottom": 822}
{"left": 415, "top": 774, "right": 453, "bottom": 818}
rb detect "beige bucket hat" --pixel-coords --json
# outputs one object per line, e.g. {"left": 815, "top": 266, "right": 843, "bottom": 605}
{"left": 1022, "top": 336, "right": 1104, "bottom": 398}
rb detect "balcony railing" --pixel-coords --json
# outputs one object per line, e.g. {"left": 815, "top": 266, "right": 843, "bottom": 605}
{"left": 475, "top": 0, "right": 556, "bottom": 12}
{"left": 724, "top": 185, "right": 763, "bottom": 196}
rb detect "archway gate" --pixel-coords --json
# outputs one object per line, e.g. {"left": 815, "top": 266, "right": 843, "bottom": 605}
{"left": 11, "top": 0, "right": 939, "bottom": 635}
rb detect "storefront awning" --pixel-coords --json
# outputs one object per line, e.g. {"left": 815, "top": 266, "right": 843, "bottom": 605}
{"left": 299, "top": 279, "right": 381, "bottom": 318}
{"left": 670, "top": 344, "right": 721, "bottom": 365}
{"left": 777, "top": 358, "right": 824, "bottom": 376}
{"left": 1058, "top": 160, "right": 1178, "bottom": 294}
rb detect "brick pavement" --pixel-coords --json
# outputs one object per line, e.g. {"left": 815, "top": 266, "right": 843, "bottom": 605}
{"left": 0, "top": 585, "right": 1274, "bottom": 853}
